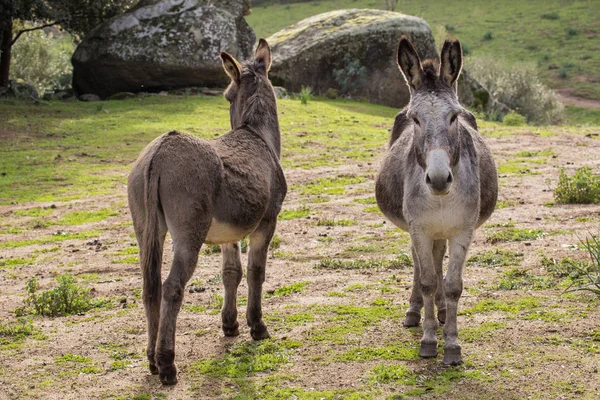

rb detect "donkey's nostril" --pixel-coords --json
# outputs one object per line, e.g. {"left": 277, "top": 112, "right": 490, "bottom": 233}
{"left": 425, "top": 174, "right": 432, "bottom": 184}
{"left": 447, "top": 173, "right": 453, "bottom": 184}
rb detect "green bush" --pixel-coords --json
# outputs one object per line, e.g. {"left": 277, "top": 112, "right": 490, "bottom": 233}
{"left": 11, "top": 25, "right": 75, "bottom": 95}
{"left": 554, "top": 167, "right": 600, "bottom": 204}
{"left": 333, "top": 54, "right": 367, "bottom": 96}
{"left": 466, "top": 56, "right": 564, "bottom": 125}
{"left": 503, "top": 111, "right": 527, "bottom": 126}
{"left": 15, "top": 274, "right": 106, "bottom": 317}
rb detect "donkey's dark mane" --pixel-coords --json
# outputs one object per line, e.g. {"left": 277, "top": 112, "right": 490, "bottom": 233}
{"left": 239, "top": 60, "right": 278, "bottom": 130}
{"left": 420, "top": 59, "right": 454, "bottom": 91}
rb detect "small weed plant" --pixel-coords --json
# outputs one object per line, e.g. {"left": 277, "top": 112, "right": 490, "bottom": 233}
{"left": 565, "top": 234, "right": 600, "bottom": 296}
{"left": 16, "top": 274, "right": 107, "bottom": 317}
{"left": 298, "top": 86, "right": 312, "bottom": 105}
{"left": 554, "top": 167, "right": 600, "bottom": 204}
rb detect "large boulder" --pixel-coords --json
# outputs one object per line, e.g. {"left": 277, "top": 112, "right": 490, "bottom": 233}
{"left": 267, "top": 9, "right": 438, "bottom": 108}
{"left": 72, "top": 0, "right": 255, "bottom": 98}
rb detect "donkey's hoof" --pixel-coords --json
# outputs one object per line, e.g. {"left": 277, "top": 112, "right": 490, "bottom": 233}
{"left": 419, "top": 341, "right": 438, "bottom": 358}
{"left": 250, "top": 322, "right": 271, "bottom": 340}
{"left": 159, "top": 364, "right": 178, "bottom": 385}
{"left": 437, "top": 309, "right": 446, "bottom": 325}
{"left": 403, "top": 311, "right": 421, "bottom": 327}
{"left": 223, "top": 321, "right": 240, "bottom": 337}
{"left": 149, "top": 363, "right": 159, "bottom": 375}
{"left": 443, "top": 346, "right": 462, "bottom": 365}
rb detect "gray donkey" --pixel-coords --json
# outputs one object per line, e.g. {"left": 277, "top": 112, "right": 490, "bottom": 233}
{"left": 127, "top": 39, "right": 286, "bottom": 385}
{"left": 376, "top": 36, "right": 498, "bottom": 364}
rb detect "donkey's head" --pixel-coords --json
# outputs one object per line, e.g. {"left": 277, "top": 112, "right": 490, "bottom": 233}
{"left": 220, "top": 38, "right": 275, "bottom": 131}
{"left": 397, "top": 36, "right": 464, "bottom": 196}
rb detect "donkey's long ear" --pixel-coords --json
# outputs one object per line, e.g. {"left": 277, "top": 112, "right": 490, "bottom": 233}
{"left": 440, "top": 39, "right": 463, "bottom": 87}
{"left": 220, "top": 51, "right": 242, "bottom": 83}
{"left": 254, "top": 38, "right": 272, "bottom": 72}
{"left": 397, "top": 36, "right": 423, "bottom": 90}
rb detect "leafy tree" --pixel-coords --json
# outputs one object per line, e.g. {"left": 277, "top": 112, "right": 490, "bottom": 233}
{"left": 0, "top": 0, "right": 135, "bottom": 88}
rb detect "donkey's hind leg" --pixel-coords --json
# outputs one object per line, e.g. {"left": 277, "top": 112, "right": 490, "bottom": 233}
{"left": 246, "top": 219, "right": 276, "bottom": 340}
{"left": 155, "top": 231, "right": 205, "bottom": 385}
{"left": 433, "top": 240, "right": 447, "bottom": 324}
{"left": 221, "top": 242, "right": 243, "bottom": 336}
{"left": 404, "top": 245, "right": 423, "bottom": 327}
{"left": 141, "top": 229, "right": 167, "bottom": 376}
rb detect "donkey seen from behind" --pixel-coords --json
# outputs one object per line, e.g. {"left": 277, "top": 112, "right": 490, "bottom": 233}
{"left": 128, "top": 39, "right": 286, "bottom": 385}
{"left": 376, "top": 36, "right": 498, "bottom": 364}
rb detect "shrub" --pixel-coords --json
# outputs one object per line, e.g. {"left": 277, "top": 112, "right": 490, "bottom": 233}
{"left": 503, "top": 111, "right": 527, "bottom": 126}
{"left": 554, "top": 167, "right": 600, "bottom": 204}
{"left": 298, "top": 85, "right": 312, "bottom": 105}
{"left": 333, "top": 54, "right": 367, "bottom": 96}
{"left": 541, "top": 12, "right": 560, "bottom": 20}
{"left": 11, "top": 25, "right": 74, "bottom": 95}
{"left": 15, "top": 274, "right": 106, "bottom": 317}
{"left": 466, "top": 56, "right": 564, "bottom": 125}
{"left": 482, "top": 31, "right": 494, "bottom": 41}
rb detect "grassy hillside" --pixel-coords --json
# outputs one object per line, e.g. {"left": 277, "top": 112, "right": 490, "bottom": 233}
{"left": 246, "top": 0, "right": 600, "bottom": 100}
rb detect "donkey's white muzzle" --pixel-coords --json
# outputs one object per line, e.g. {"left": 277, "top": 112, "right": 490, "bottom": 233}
{"left": 425, "top": 149, "right": 453, "bottom": 196}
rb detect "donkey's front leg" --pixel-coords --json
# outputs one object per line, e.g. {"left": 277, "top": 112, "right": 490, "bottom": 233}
{"left": 443, "top": 230, "right": 473, "bottom": 365}
{"left": 410, "top": 228, "right": 437, "bottom": 358}
{"left": 404, "top": 245, "right": 423, "bottom": 327}
{"left": 221, "top": 243, "right": 243, "bottom": 336}
{"left": 433, "top": 239, "right": 447, "bottom": 324}
{"left": 246, "top": 219, "right": 276, "bottom": 340}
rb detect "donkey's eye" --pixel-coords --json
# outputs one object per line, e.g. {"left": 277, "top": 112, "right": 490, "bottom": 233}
{"left": 413, "top": 118, "right": 420, "bottom": 126}
{"left": 450, "top": 114, "right": 458, "bottom": 124}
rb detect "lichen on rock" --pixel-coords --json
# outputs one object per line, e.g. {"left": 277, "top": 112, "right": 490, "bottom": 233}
{"left": 267, "top": 9, "right": 438, "bottom": 108}
{"left": 72, "top": 0, "right": 255, "bottom": 98}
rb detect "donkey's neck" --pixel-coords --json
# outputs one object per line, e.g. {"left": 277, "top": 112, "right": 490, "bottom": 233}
{"left": 241, "top": 87, "right": 281, "bottom": 158}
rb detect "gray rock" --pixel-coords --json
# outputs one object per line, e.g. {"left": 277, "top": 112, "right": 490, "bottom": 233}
{"left": 267, "top": 9, "right": 438, "bottom": 108}
{"left": 457, "top": 71, "right": 510, "bottom": 119}
{"left": 79, "top": 94, "right": 101, "bottom": 102}
{"left": 272, "top": 86, "right": 288, "bottom": 99}
{"left": 8, "top": 80, "right": 39, "bottom": 100}
{"left": 72, "top": 0, "right": 255, "bottom": 98}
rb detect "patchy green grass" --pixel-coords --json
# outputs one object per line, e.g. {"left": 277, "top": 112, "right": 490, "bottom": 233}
{"left": 487, "top": 228, "right": 544, "bottom": 244}
{"left": 497, "top": 268, "right": 555, "bottom": 290}
{"left": 336, "top": 342, "right": 419, "bottom": 362}
{"left": 296, "top": 175, "right": 365, "bottom": 196}
{"left": 460, "top": 297, "right": 541, "bottom": 315}
{"left": 266, "top": 281, "right": 310, "bottom": 298}
{"left": 468, "top": 248, "right": 524, "bottom": 268}
{"left": 315, "top": 218, "right": 356, "bottom": 227}
{"left": 306, "top": 304, "right": 405, "bottom": 344}
{"left": 279, "top": 205, "right": 311, "bottom": 220}
{"left": 189, "top": 339, "right": 301, "bottom": 380}
{"left": 0, "top": 230, "right": 98, "bottom": 249}
{"left": 58, "top": 209, "right": 119, "bottom": 225}
{"left": 314, "top": 254, "right": 412, "bottom": 270}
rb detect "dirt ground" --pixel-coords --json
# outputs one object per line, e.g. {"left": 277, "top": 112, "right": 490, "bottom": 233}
{"left": 1, "top": 127, "right": 600, "bottom": 399}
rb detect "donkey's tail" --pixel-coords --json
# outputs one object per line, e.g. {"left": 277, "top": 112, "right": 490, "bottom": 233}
{"left": 140, "top": 154, "right": 163, "bottom": 305}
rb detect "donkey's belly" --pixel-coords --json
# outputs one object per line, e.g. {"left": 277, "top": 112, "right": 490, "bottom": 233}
{"left": 204, "top": 218, "right": 254, "bottom": 245}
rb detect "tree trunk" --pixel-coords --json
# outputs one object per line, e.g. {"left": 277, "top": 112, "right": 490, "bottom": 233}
{"left": 0, "top": 19, "right": 13, "bottom": 88}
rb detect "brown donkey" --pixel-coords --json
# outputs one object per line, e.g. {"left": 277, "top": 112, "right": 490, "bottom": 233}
{"left": 376, "top": 36, "right": 498, "bottom": 364}
{"left": 127, "top": 39, "right": 286, "bottom": 385}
